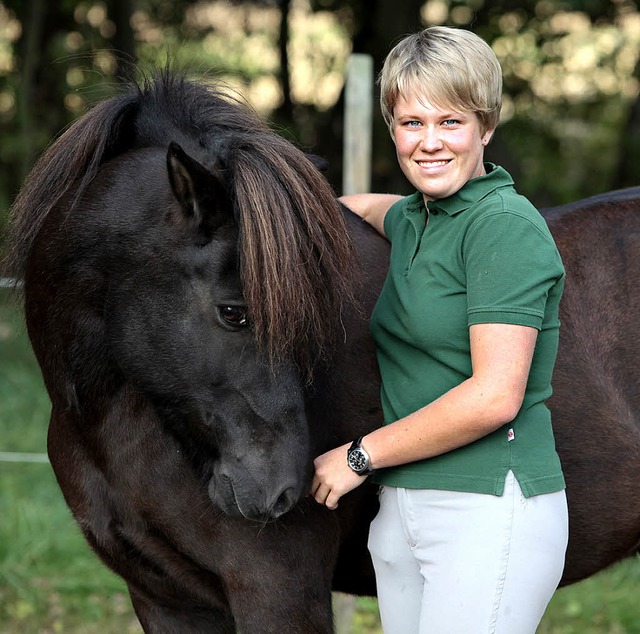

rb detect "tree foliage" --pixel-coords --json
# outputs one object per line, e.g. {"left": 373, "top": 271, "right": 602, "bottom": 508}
{"left": 1, "top": 0, "right": 640, "bottom": 239}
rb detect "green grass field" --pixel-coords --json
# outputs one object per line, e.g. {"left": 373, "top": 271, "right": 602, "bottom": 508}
{"left": 1, "top": 286, "right": 639, "bottom": 633}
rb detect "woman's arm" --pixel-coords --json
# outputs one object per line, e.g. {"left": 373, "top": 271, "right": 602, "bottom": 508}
{"left": 339, "top": 193, "right": 404, "bottom": 237}
{"left": 311, "top": 322, "right": 538, "bottom": 509}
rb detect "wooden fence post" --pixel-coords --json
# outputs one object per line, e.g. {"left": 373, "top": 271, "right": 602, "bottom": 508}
{"left": 334, "top": 54, "right": 375, "bottom": 634}
{"left": 342, "top": 54, "right": 374, "bottom": 195}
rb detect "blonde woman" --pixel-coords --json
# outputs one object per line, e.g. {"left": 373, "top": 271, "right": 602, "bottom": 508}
{"left": 311, "top": 26, "right": 568, "bottom": 633}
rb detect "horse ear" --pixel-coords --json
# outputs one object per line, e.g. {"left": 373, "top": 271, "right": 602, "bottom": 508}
{"left": 166, "top": 141, "right": 230, "bottom": 241}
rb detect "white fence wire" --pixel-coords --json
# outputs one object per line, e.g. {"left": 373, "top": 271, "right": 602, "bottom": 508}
{"left": 0, "top": 451, "right": 49, "bottom": 463}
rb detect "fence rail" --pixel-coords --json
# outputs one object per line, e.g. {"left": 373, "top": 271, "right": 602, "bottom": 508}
{"left": 0, "top": 451, "right": 50, "bottom": 463}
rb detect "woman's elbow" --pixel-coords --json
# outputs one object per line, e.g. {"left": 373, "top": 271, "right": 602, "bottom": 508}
{"left": 492, "top": 393, "right": 524, "bottom": 427}
{"left": 477, "top": 390, "right": 525, "bottom": 431}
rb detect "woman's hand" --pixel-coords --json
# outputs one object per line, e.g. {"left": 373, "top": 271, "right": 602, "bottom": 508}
{"left": 311, "top": 442, "right": 368, "bottom": 510}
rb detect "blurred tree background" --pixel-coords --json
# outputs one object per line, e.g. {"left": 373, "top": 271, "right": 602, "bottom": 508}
{"left": 1, "top": 0, "right": 640, "bottom": 239}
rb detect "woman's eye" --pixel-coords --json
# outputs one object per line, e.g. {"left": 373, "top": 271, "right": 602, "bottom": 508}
{"left": 443, "top": 119, "right": 460, "bottom": 126}
{"left": 220, "top": 306, "right": 249, "bottom": 327}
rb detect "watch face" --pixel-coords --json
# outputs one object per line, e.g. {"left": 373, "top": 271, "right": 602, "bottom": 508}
{"left": 348, "top": 449, "right": 368, "bottom": 473}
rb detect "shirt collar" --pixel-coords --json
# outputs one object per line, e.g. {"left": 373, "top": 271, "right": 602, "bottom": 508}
{"left": 405, "top": 163, "right": 514, "bottom": 216}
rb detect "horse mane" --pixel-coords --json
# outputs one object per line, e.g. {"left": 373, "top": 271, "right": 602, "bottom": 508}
{"left": 3, "top": 70, "right": 357, "bottom": 375}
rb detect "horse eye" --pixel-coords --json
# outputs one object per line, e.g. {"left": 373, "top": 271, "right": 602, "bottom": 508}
{"left": 220, "top": 306, "right": 249, "bottom": 327}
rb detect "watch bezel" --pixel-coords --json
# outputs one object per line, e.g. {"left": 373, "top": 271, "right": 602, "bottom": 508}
{"left": 347, "top": 436, "right": 374, "bottom": 475}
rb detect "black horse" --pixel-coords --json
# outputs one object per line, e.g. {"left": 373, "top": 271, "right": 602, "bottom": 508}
{"left": 4, "top": 72, "right": 640, "bottom": 632}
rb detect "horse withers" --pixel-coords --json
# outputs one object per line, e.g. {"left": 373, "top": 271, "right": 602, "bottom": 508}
{"left": 4, "top": 72, "right": 640, "bottom": 631}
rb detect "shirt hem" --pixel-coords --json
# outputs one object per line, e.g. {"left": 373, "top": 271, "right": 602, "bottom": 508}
{"left": 372, "top": 470, "right": 565, "bottom": 498}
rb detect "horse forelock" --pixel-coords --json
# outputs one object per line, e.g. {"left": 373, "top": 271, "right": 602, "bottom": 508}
{"left": 138, "top": 74, "right": 360, "bottom": 373}
{"left": 228, "top": 135, "right": 357, "bottom": 377}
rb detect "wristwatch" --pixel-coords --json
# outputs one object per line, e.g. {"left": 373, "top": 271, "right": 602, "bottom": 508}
{"left": 347, "top": 436, "right": 375, "bottom": 476}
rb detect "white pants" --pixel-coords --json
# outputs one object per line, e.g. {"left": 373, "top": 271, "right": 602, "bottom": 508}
{"left": 367, "top": 472, "right": 568, "bottom": 634}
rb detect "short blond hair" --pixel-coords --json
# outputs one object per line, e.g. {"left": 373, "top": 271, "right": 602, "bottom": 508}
{"left": 379, "top": 26, "right": 502, "bottom": 134}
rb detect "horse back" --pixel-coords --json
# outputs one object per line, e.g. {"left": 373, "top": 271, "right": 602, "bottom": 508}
{"left": 542, "top": 188, "right": 640, "bottom": 583}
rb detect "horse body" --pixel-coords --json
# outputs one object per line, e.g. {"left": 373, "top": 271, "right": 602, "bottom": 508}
{"left": 35, "top": 197, "right": 382, "bottom": 632}
{"left": 4, "top": 73, "right": 640, "bottom": 631}
{"left": 544, "top": 192, "right": 640, "bottom": 584}
{"left": 8, "top": 73, "right": 384, "bottom": 631}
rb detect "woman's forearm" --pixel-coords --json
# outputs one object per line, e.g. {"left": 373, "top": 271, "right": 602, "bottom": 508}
{"left": 363, "top": 323, "right": 537, "bottom": 468}
{"left": 362, "top": 374, "right": 517, "bottom": 470}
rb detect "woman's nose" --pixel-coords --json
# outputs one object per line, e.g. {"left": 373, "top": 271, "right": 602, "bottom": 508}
{"left": 420, "top": 126, "right": 442, "bottom": 151}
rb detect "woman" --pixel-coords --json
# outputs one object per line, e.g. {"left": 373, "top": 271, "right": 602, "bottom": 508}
{"left": 311, "top": 26, "right": 568, "bottom": 633}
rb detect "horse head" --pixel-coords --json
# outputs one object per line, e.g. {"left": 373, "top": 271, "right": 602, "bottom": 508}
{"left": 7, "top": 73, "right": 356, "bottom": 523}
{"left": 98, "top": 141, "right": 313, "bottom": 520}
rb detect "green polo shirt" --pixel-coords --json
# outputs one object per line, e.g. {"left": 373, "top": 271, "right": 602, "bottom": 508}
{"left": 370, "top": 164, "right": 565, "bottom": 497}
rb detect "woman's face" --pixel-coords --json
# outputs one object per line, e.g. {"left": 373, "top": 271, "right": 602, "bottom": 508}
{"left": 392, "top": 91, "right": 494, "bottom": 202}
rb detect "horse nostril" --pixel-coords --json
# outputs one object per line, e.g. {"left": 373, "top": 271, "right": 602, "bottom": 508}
{"left": 270, "top": 485, "right": 299, "bottom": 519}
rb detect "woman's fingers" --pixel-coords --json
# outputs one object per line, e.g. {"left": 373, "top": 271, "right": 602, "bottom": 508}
{"left": 311, "top": 469, "right": 341, "bottom": 510}
{"left": 310, "top": 481, "right": 337, "bottom": 509}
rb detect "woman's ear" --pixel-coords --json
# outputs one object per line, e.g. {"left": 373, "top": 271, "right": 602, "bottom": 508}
{"left": 482, "top": 128, "right": 496, "bottom": 146}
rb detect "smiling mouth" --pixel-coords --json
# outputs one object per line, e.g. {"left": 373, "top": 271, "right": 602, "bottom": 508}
{"left": 416, "top": 159, "right": 450, "bottom": 168}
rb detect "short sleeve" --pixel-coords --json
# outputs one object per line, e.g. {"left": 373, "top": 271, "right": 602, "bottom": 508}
{"left": 463, "top": 212, "right": 565, "bottom": 329}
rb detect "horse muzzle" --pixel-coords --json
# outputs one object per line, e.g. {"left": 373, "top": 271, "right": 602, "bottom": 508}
{"left": 208, "top": 467, "right": 306, "bottom": 521}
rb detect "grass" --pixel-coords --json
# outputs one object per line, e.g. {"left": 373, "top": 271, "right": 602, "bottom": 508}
{"left": 0, "top": 288, "right": 141, "bottom": 633}
{"left": 1, "top": 286, "right": 639, "bottom": 633}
